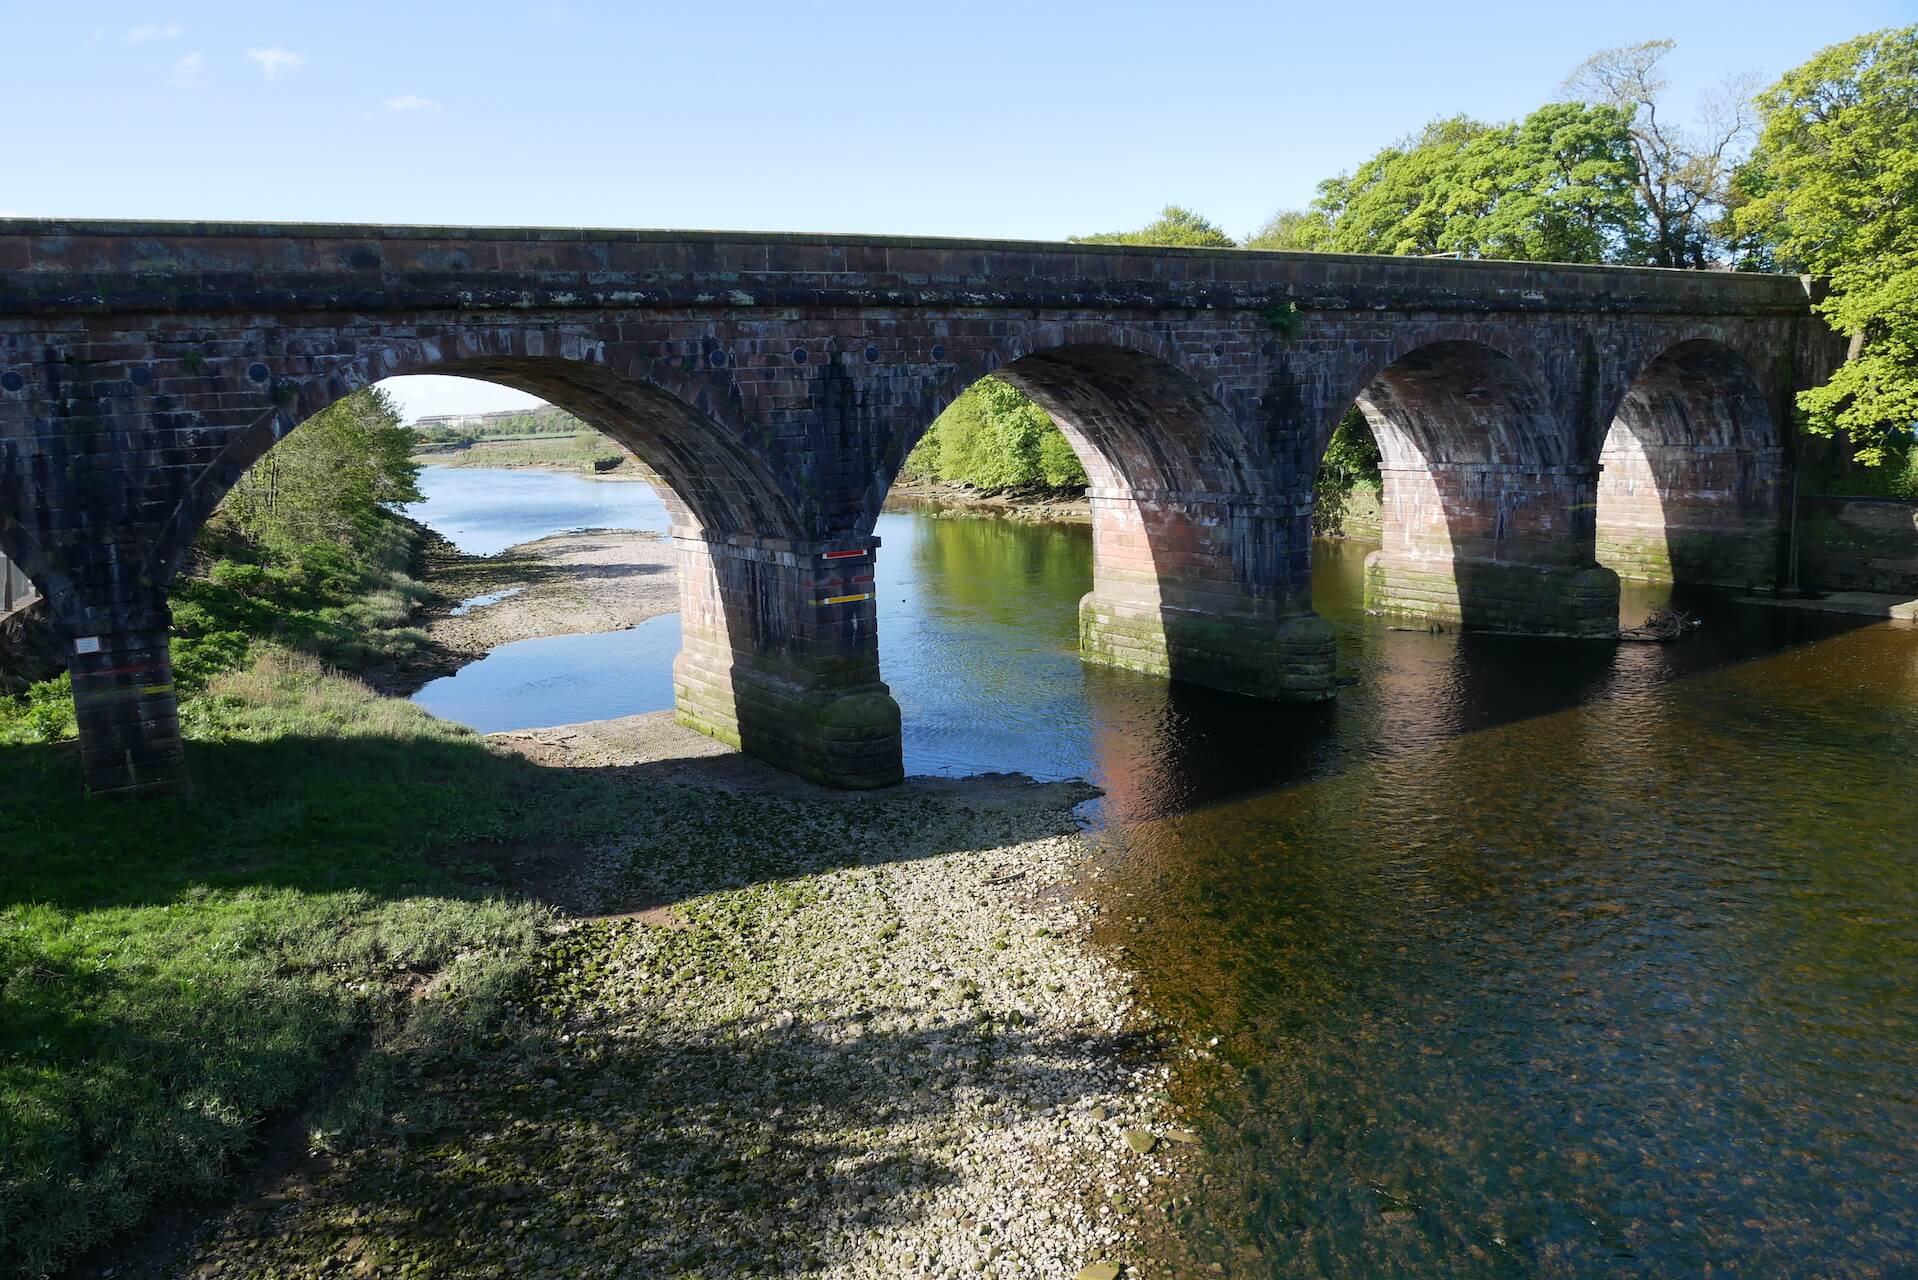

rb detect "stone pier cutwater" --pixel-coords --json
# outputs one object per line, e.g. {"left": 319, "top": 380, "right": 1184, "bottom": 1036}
{"left": 0, "top": 221, "right": 1839, "bottom": 795}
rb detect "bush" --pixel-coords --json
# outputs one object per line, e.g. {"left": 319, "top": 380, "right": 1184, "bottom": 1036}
{"left": 906, "top": 378, "right": 1087, "bottom": 490}
{"left": 1312, "top": 408, "right": 1384, "bottom": 535}
{"left": 0, "top": 672, "right": 76, "bottom": 743}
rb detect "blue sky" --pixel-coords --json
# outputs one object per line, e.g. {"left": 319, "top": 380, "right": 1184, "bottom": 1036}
{"left": 6, "top": 0, "right": 1904, "bottom": 418}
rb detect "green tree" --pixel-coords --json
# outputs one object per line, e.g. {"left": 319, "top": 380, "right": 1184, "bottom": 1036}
{"left": 1274, "top": 106, "right": 1640, "bottom": 262}
{"left": 1564, "top": 39, "right": 1758, "bottom": 267}
{"left": 1071, "top": 204, "right": 1237, "bottom": 248}
{"left": 1312, "top": 408, "right": 1384, "bottom": 535}
{"left": 1735, "top": 25, "right": 1918, "bottom": 460}
{"left": 907, "top": 377, "right": 1088, "bottom": 489}
{"left": 1244, "top": 208, "right": 1329, "bottom": 251}
{"left": 1302, "top": 116, "right": 1490, "bottom": 256}
{"left": 225, "top": 386, "right": 421, "bottom": 550}
{"left": 1443, "top": 102, "right": 1643, "bottom": 262}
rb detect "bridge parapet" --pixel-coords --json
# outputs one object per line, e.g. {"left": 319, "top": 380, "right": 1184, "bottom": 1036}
{"left": 0, "top": 219, "right": 1818, "bottom": 318}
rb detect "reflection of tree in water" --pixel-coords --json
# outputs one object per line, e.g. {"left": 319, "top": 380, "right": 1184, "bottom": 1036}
{"left": 906, "top": 514, "right": 1091, "bottom": 622}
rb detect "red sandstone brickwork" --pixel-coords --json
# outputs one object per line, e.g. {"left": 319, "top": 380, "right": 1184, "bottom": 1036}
{"left": 0, "top": 222, "right": 1835, "bottom": 793}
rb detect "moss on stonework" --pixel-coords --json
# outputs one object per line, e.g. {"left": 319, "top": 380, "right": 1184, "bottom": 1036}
{"left": 1596, "top": 531, "right": 1777, "bottom": 589}
{"left": 1364, "top": 557, "right": 1619, "bottom": 637}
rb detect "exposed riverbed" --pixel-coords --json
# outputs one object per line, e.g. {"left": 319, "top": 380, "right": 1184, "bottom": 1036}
{"left": 356, "top": 465, "right": 1918, "bottom": 1277}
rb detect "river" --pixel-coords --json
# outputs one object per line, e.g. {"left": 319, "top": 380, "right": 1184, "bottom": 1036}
{"left": 406, "top": 465, "right": 1918, "bottom": 1277}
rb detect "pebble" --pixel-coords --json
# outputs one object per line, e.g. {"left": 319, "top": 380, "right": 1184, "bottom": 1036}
{"left": 176, "top": 766, "right": 1196, "bottom": 1278}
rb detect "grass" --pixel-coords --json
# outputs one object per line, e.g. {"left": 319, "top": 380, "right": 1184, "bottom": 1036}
{"left": 414, "top": 433, "right": 633, "bottom": 475}
{"left": 0, "top": 651, "right": 641, "bottom": 1278}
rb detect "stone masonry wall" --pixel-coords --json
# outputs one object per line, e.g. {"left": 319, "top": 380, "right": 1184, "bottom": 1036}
{"left": 0, "top": 221, "right": 1832, "bottom": 793}
{"left": 1796, "top": 496, "right": 1918, "bottom": 594}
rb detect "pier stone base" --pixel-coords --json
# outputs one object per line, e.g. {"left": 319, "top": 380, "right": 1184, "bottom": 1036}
{"left": 1363, "top": 552, "right": 1620, "bottom": 637}
{"left": 69, "top": 626, "right": 190, "bottom": 798}
{"left": 1078, "top": 594, "right": 1336, "bottom": 700}
{"left": 672, "top": 534, "right": 903, "bottom": 790}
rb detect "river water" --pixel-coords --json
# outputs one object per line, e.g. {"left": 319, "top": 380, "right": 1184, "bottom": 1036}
{"left": 408, "top": 466, "right": 1918, "bottom": 1277}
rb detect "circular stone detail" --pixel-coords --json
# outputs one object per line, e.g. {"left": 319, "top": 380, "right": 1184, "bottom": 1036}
{"left": 791, "top": 347, "right": 808, "bottom": 364}
{"left": 247, "top": 362, "right": 271, "bottom": 383}
{"left": 864, "top": 345, "right": 881, "bottom": 363}
{"left": 930, "top": 344, "right": 946, "bottom": 361}
{"left": 130, "top": 365, "right": 153, "bottom": 386}
{"left": 0, "top": 371, "right": 23, "bottom": 393}
{"left": 708, "top": 350, "right": 728, "bottom": 368}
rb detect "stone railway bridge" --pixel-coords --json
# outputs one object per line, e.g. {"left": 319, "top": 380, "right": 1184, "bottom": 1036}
{"left": 0, "top": 220, "right": 1838, "bottom": 797}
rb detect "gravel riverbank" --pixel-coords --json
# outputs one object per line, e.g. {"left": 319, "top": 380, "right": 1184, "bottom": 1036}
{"left": 374, "top": 527, "right": 679, "bottom": 695}
{"left": 169, "top": 714, "right": 1194, "bottom": 1279}
{"left": 885, "top": 478, "right": 1091, "bottom": 524}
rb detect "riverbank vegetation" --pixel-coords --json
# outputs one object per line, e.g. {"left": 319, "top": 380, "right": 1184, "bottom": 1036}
{"left": 0, "top": 651, "right": 655, "bottom": 1276}
{"left": 901, "top": 376, "right": 1087, "bottom": 491}
{"left": 914, "top": 26, "right": 1915, "bottom": 506}
{"left": 417, "top": 428, "right": 634, "bottom": 475}
{"left": 1, "top": 388, "right": 433, "bottom": 749}
{"left": 0, "top": 387, "right": 570, "bottom": 1275}
{"left": 409, "top": 405, "right": 587, "bottom": 445}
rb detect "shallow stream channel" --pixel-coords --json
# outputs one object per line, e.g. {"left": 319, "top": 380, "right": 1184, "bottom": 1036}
{"left": 405, "top": 464, "right": 1918, "bottom": 1276}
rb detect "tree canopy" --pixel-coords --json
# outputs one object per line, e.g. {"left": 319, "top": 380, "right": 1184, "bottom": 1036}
{"left": 223, "top": 386, "right": 421, "bottom": 550}
{"left": 1070, "top": 205, "right": 1236, "bottom": 248}
{"left": 1734, "top": 25, "right": 1918, "bottom": 458}
{"left": 906, "top": 378, "right": 1086, "bottom": 490}
{"left": 1255, "top": 105, "right": 1642, "bottom": 263}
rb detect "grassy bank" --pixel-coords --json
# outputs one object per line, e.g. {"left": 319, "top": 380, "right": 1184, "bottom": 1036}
{"left": 414, "top": 432, "right": 635, "bottom": 476}
{"left": 0, "top": 387, "right": 592, "bottom": 1275}
{"left": 0, "top": 654, "right": 655, "bottom": 1276}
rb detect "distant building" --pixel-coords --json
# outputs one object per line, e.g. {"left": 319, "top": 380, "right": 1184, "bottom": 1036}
{"left": 409, "top": 404, "right": 567, "bottom": 432}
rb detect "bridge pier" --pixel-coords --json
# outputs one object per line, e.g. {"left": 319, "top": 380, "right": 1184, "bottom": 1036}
{"left": 1075, "top": 487, "right": 1336, "bottom": 700}
{"left": 67, "top": 623, "right": 190, "bottom": 798}
{"left": 1362, "top": 463, "right": 1621, "bottom": 636}
{"left": 672, "top": 533, "right": 903, "bottom": 789}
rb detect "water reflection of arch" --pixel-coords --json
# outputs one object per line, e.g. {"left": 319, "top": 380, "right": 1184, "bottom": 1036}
{"left": 1596, "top": 339, "right": 1784, "bottom": 589}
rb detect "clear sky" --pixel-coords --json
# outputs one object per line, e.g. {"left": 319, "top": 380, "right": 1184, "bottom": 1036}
{"left": 6, "top": 0, "right": 1903, "bottom": 418}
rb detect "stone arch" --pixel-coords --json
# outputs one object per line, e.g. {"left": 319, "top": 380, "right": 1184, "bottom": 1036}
{"left": 1333, "top": 339, "right": 1617, "bottom": 636}
{"left": 1595, "top": 339, "right": 1784, "bottom": 587}
{"left": 867, "top": 322, "right": 1259, "bottom": 528}
{"left": 142, "top": 335, "right": 806, "bottom": 590}
{"left": 1317, "top": 329, "right": 1553, "bottom": 460}
{"left": 868, "top": 325, "right": 1330, "bottom": 702}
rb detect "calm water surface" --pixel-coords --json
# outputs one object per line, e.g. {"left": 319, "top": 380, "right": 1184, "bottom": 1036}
{"left": 409, "top": 469, "right": 1918, "bottom": 1277}
{"left": 406, "top": 465, "right": 670, "bottom": 555}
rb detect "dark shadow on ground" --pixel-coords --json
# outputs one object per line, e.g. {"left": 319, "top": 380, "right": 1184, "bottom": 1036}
{"left": 6, "top": 703, "right": 1107, "bottom": 1278}
{"left": 0, "top": 713, "right": 1090, "bottom": 917}
{"left": 176, "top": 1006, "right": 1151, "bottom": 1278}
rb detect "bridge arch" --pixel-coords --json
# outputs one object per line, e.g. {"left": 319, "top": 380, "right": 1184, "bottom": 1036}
{"left": 869, "top": 322, "right": 1258, "bottom": 526}
{"left": 1327, "top": 337, "right": 1618, "bottom": 636}
{"left": 142, "top": 334, "right": 805, "bottom": 591}
{"left": 1595, "top": 339, "right": 1784, "bottom": 588}
{"left": 870, "top": 326, "right": 1330, "bottom": 702}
